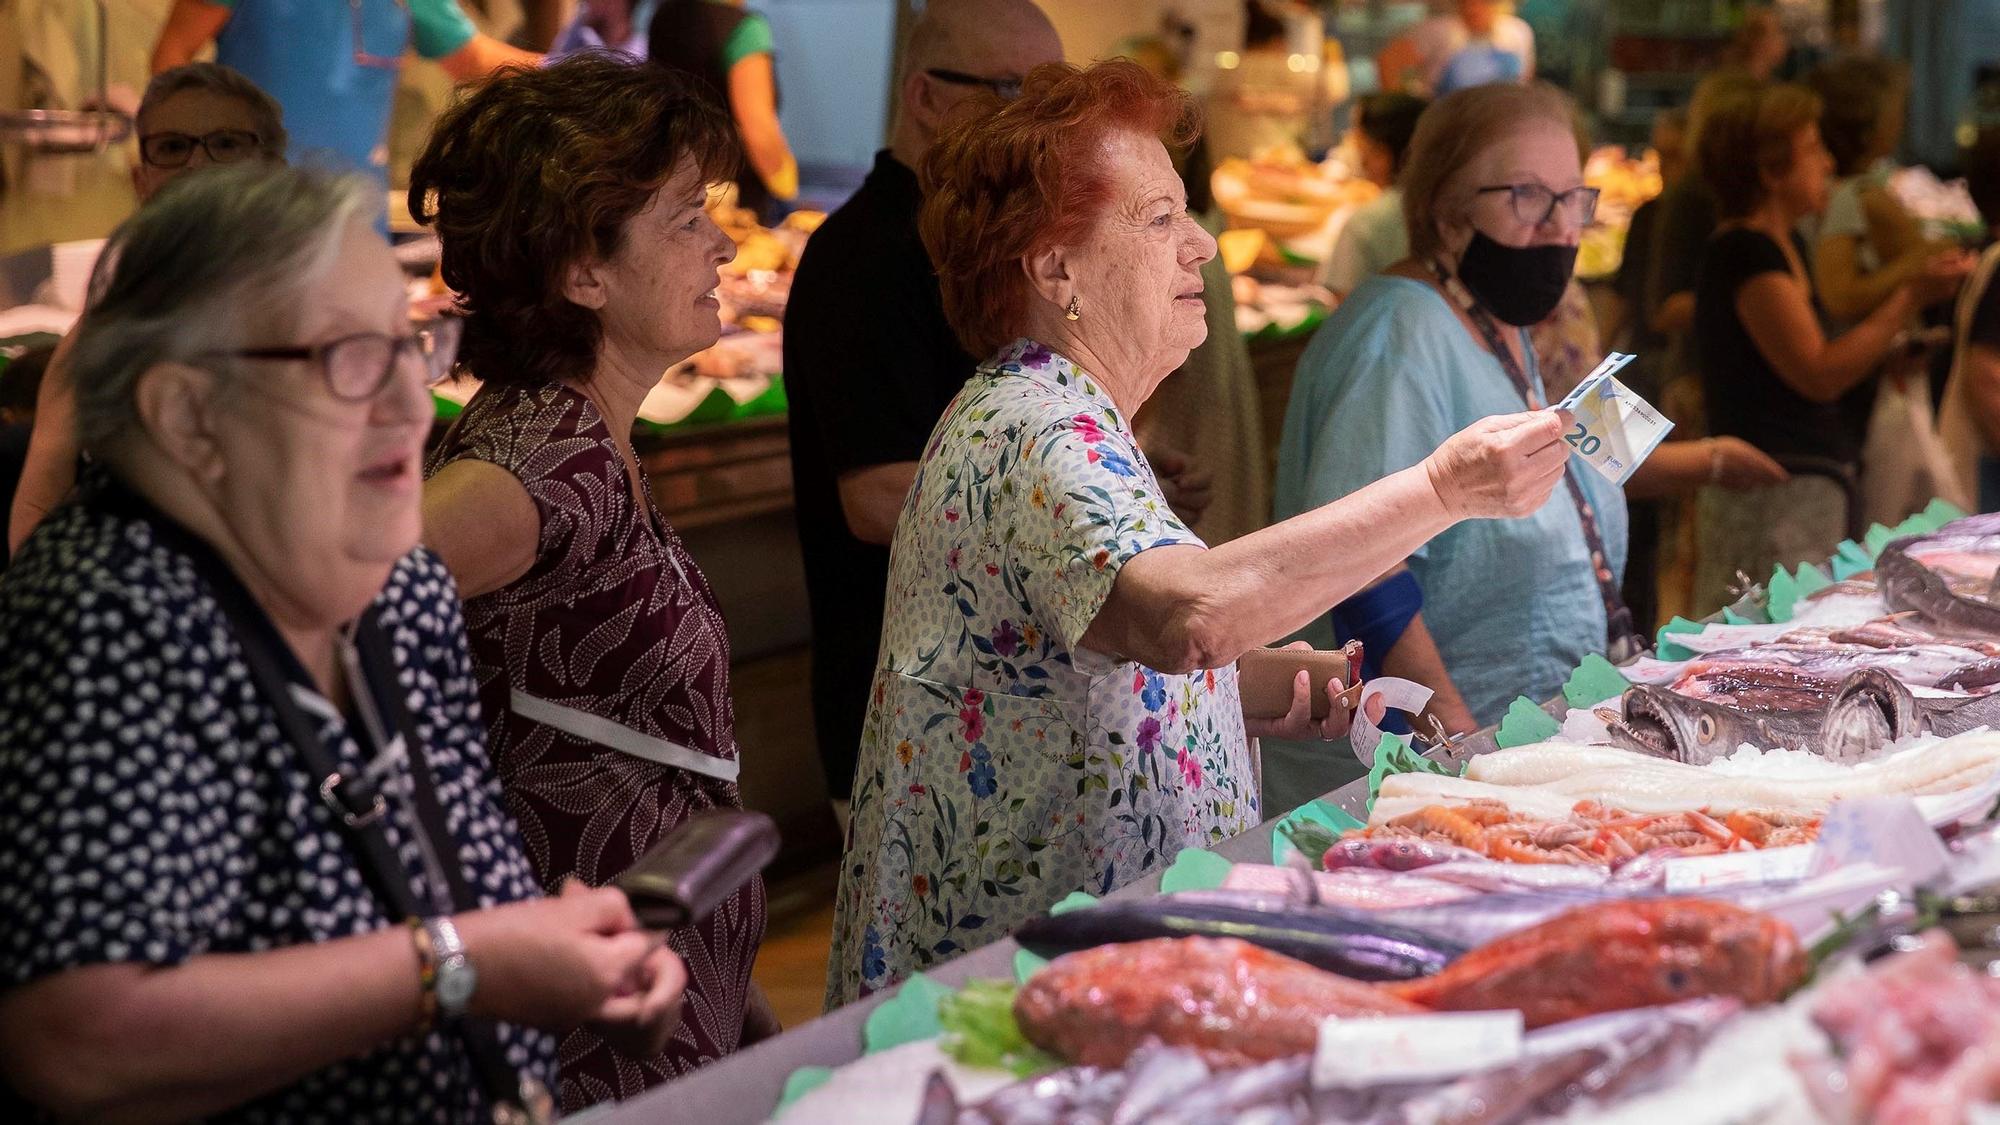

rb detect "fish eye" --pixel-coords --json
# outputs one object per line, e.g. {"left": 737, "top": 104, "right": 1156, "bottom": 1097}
{"left": 1696, "top": 715, "right": 1717, "bottom": 742}
{"left": 1665, "top": 967, "right": 1691, "bottom": 991}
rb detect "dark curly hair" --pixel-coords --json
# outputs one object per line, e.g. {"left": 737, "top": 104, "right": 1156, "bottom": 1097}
{"left": 408, "top": 51, "right": 735, "bottom": 387}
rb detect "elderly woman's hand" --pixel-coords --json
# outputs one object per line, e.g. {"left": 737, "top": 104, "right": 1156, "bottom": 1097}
{"left": 1242, "top": 643, "right": 1383, "bottom": 742}
{"left": 455, "top": 880, "right": 667, "bottom": 1034}
{"left": 1422, "top": 409, "right": 1571, "bottom": 521}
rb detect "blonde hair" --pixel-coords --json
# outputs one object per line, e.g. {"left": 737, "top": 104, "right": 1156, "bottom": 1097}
{"left": 1400, "top": 82, "right": 1579, "bottom": 262}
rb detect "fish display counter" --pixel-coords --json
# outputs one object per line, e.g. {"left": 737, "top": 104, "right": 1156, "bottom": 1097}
{"left": 616, "top": 498, "right": 2000, "bottom": 1124}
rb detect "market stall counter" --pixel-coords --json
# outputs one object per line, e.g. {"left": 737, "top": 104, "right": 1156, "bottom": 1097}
{"left": 597, "top": 743, "right": 1487, "bottom": 1125}
{"left": 608, "top": 497, "right": 2000, "bottom": 1125}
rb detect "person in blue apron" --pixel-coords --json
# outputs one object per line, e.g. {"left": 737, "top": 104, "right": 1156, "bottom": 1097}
{"left": 150, "top": 0, "right": 539, "bottom": 196}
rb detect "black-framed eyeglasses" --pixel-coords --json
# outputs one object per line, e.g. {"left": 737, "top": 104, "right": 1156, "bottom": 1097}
{"left": 926, "top": 68, "right": 1024, "bottom": 101}
{"left": 1475, "top": 183, "right": 1602, "bottom": 228}
{"left": 139, "top": 129, "right": 263, "bottom": 169}
{"left": 211, "top": 319, "right": 462, "bottom": 402}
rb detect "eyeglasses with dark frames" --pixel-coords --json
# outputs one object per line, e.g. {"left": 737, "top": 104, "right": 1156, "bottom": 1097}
{"left": 209, "top": 319, "right": 462, "bottom": 403}
{"left": 1475, "top": 183, "right": 1602, "bottom": 228}
{"left": 139, "top": 129, "right": 263, "bottom": 169}
{"left": 925, "top": 68, "right": 1025, "bottom": 101}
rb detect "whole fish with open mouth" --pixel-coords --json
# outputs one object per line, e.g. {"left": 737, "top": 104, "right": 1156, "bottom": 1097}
{"left": 1602, "top": 684, "right": 1823, "bottom": 764}
{"left": 1817, "top": 667, "right": 2000, "bottom": 762}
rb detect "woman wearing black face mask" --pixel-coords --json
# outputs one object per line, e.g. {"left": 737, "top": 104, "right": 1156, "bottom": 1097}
{"left": 1265, "top": 83, "right": 1781, "bottom": 812}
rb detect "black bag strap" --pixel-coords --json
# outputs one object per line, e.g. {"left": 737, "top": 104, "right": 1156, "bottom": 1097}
{"left": 86, "top": 481, "right": 539, "bottom": 1119}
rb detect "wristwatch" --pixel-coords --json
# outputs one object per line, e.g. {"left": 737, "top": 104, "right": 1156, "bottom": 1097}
{"left": 423, "top": 916, "right": 478, "bottom": 1022}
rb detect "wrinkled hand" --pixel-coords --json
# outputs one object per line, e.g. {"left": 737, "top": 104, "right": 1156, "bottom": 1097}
{"left": 1708, "top": 436, "right": 1790, "bottom": 491}
{"left": 1423, "top": 410, "right": 1570, "bottom": 521}
{"left": 456, "top": 880, "right": 663, "bottom": 1034}
{"left": 1148, "top": 444, "right": 1214, "bottom": 527}
{"left": 1910, "top": 250, "right": 1975, "bottom": 306}
{"left": 1242, "top": 642, "right": 1382, "bottom": 742}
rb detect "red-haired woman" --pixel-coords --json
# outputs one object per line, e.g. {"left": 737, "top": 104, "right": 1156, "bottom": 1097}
{"left": 826, "top": 59, "right": 1574, "bottom": 1004}
{"left": 413, "top": 53, "right": 769, "bottom": 1109}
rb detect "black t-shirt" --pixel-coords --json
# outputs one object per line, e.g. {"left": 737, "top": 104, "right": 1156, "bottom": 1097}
{"left": 1696, "top": 226, "right": 1869, "bottom": 465}
{"left": 782, "top": 150, "right": 975, "bottom": 799}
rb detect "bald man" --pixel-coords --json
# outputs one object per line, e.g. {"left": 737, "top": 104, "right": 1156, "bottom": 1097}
{"left": 784, "top": 0, "right": 1063, "bottom": 823}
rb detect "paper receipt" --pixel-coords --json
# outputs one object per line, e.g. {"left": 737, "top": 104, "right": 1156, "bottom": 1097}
{"left": 1554, "top": 352, "right": 1672, "bottom": 486}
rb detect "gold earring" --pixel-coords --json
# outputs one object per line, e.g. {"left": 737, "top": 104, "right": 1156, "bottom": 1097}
{"left": 1064, "top": 295, "right": 1081, "bottom": 321}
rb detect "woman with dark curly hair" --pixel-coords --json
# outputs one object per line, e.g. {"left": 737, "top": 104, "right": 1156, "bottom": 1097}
{"left": 414, "top": 52, "right": 770, "bottom": 1109}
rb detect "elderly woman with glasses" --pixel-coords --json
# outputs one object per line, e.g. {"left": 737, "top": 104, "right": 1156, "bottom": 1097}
{"left": 1268, "top": 83, "right": 1784, "bottom": 806}
{"left": 827, "top": 60, "right": 1572, "bottom": 1005}
{"left": 8, "top": 62, "right": 287, "bottom": 558}
{"left": 0, "top": 165, "right": 687, "bottom": 1122}
{"left": 416, "top": 54, "right": 771, "bottom": 1108}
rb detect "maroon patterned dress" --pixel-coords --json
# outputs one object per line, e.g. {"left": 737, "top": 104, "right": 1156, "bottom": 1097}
{"left": 425, "top": 381, "right": 766, "bottom": 1112}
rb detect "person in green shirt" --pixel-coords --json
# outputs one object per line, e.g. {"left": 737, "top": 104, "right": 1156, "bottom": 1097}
{"left": 649, "top": 0, "right": 798, "bottom": 219}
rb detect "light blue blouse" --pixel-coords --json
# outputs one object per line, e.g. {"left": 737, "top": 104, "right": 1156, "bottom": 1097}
{"left": 1272, "top": 275, "right": 1627, "bottom": 729}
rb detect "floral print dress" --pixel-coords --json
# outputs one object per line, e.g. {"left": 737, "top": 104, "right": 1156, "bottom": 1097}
{"left": 825, "top": 339, "right": 1259, "bottom": 1007}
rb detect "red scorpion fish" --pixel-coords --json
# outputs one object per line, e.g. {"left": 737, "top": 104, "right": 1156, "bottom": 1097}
{"left": 1386, "top": 898, "right": 1805, "bottom": 1028}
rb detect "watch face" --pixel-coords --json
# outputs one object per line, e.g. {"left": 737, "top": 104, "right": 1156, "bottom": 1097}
{"left": 438, "top": 961, "right": 478, "bottom": 1012}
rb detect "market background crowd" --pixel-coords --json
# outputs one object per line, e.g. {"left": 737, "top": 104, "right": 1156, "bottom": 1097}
{"left": 4, "top": 0, "right": 2000, "bottom": 1118}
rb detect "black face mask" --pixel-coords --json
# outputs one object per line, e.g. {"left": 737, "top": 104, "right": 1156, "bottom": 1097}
{"left": 1454, "top": 230, "right": 1577, "bottom": 326}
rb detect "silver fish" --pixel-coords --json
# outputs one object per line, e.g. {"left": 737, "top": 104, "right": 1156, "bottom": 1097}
{"left": 1147, "top": 1057, "right": 1311, "bottom": 1125}
{"left": 1107, "top": 1046, "right": 1212, "bottom": 1125}
{"left": 1819, "top": 667, "right": 2000, "bottom": 762}
{"left": 1605, "top": 684, "right": 1822, "bottom": 763}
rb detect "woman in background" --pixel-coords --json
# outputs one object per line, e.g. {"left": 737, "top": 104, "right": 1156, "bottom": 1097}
{"left": 1691, "top": 83, "right": 1964, "bottom": 613}
{"left": 1809, "top": 56, "right": 1966, "bottom": 329}
{"left": 1322, "top": 92, "right": 1428, "bottom": 299}
{"left": 1938, "top": 128, "right": 2000, "bottom": 512}
{"left": 650, "top": 0, "right": 798, "bottom": 218}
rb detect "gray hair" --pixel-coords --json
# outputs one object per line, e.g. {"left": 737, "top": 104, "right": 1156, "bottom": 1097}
{"left": 138, "top": 62, "right": 288, "bottom": 160}
{"left": 69, "top": 164, "right": 372, "bottom": 456}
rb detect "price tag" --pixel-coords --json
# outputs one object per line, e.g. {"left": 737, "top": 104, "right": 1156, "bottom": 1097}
{"left": 1313, "top": 1011, "right": 1523, "bottom": 1088}
{"left": 1554, "top": 352, "right": 1672, "bottom": 486}
{"left": 1349, "top": 676, "right": 1435, "bottom": 767}
{"left": 1810, "top": 796, "right": 1950, "bottom": 886}
{"left": 1662, "top": 844, "right": 1817, "bottom": 892}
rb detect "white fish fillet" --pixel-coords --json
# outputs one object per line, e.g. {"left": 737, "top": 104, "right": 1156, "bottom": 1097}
{"left": 1372, "top": 733, "right": 2000, "bottom": 823}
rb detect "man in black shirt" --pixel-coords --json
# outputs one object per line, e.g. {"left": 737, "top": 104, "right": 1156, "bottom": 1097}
{"left": 784, "top": 0, "right": 1064, "bottom": 823}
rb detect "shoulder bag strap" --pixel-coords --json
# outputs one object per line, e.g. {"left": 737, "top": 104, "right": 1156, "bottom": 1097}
{"left": 1428, "top": 258, "right": 1643, "bottom": 658}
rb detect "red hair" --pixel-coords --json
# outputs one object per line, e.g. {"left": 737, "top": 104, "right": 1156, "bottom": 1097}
{"left": 919, "top": 60, "right": 1200, "bottom": 359}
